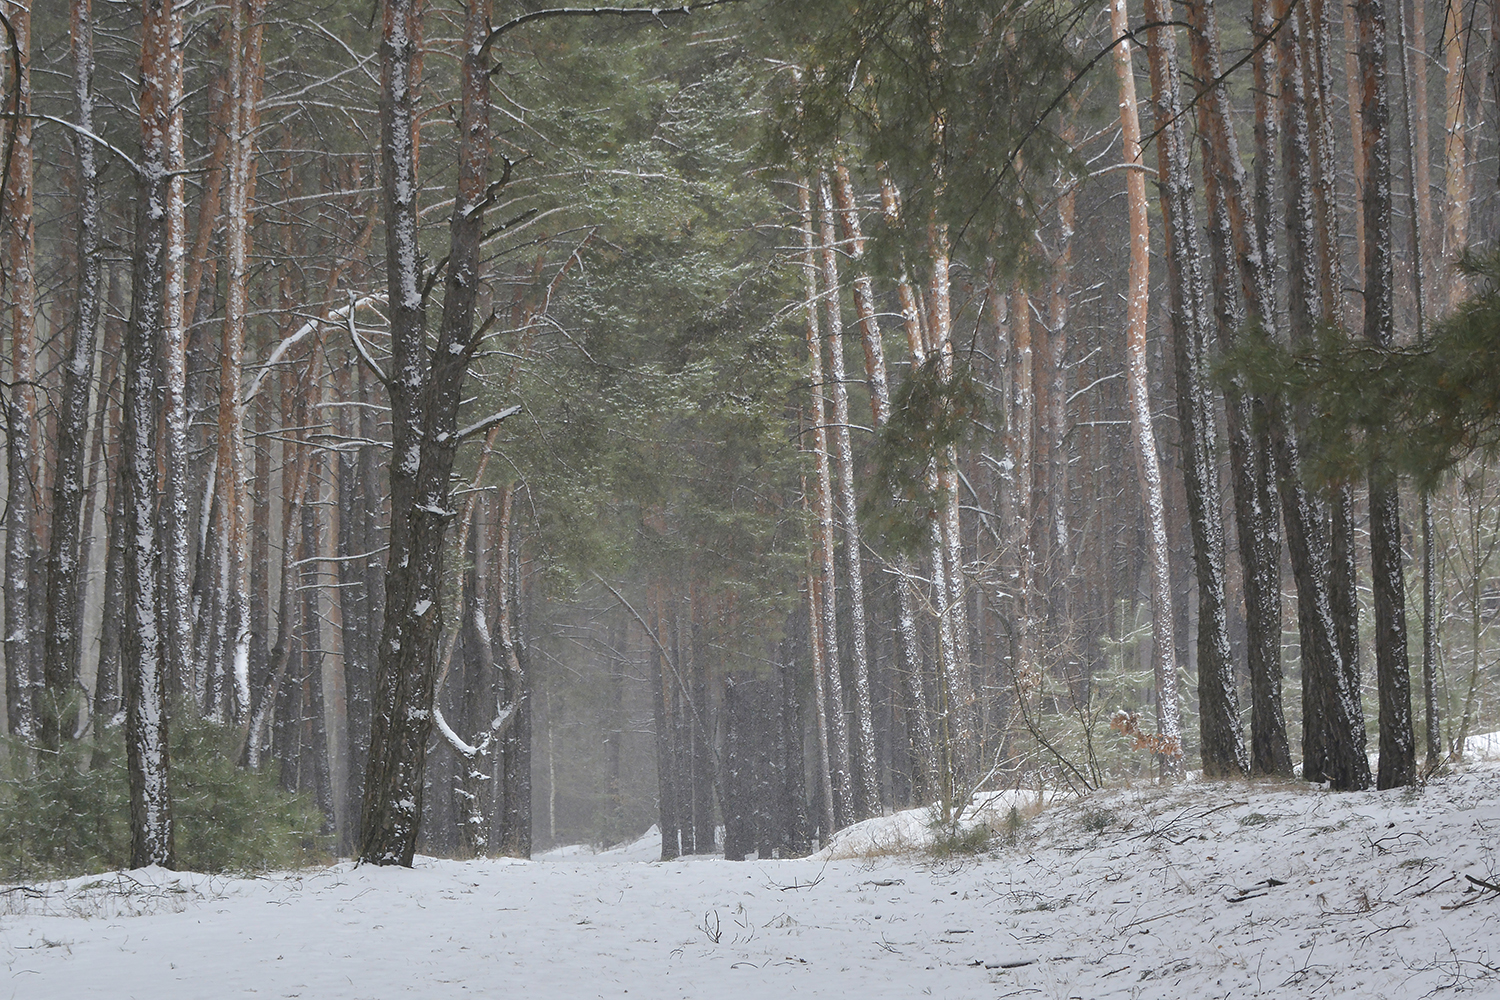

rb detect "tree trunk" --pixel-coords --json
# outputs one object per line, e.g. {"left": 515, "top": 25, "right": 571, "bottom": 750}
{"left": 798, "top": 177, "right": 852, "bottom": 829}
{"left": 214, "top": 0, "right": 269, "bottom": 723}
{"left": 360, "top": 0, "right": 509, "bottom": 864}
{"left": 121, "top": 0, "right": 187, "bottom": 869}
{"left": 1441, "top": 0, "right": 1469, "bottom": 304}
{"left": 1115, "top": 0, "right": 1183, "bottom": 777}
{"left": 93, "top": 269, "right": 127, "bottom": 729}
{"left": 1142, "top": 0, "right": 1243, "bottom": 778}
{"left": 40, "top": 0, "right": 101, "bottom": 750}
{"left": 648, "top": 588, "right": 678, "bottom": 859}
{"left": 832, "top": 164, "right": 939, "bottom": 803}
{"left": 1356, "top": 0, "right": 1418, "bottom": 789}
{"left": 1188, "top": 0, "right": 1292, "bottom": 777}
{"left": 494, "top": 487, "right": 532, "bottom": 859}
{"left": 816, "top": 171, "right": 880, "bottom": 818}
{"left": 4, "top": 0, "right": 36, "bottom": 744}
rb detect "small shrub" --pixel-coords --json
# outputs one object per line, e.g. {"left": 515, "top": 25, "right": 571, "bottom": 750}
{"left": 1081, "top": 807, "right": 1115, "bottom": 834}
{"left": 927, "top": 820, "right": 993, "bottom": 859}
{"left": 0, "top": 709, "right": 329, "bottom": 880}
{"left": 0, "top": 739, "right": 128, "bottom": 880}
{"left": 1005, "top": 805, "right": 1025, "bottom": 844}
{"left": 169, "top": 713, "right": 330, "bottom": 873}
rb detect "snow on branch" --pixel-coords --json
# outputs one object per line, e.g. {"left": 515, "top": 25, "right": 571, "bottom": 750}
{"left": 481, "top": 1, "right": 741, "bottom": 56}
{"left": 455, "top": 405, "right": 522, "bottom": 443}
{"left": 242, "top": 293, "right": 387, "bottom": 403}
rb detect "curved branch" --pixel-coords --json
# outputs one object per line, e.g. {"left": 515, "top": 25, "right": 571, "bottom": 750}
{"left": 481, "top": 0, "right": 740, "bottom": 58}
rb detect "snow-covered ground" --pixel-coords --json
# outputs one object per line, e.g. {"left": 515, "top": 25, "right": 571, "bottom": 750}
{"left": 3, "top": 754, "right": 1498, "bottom": 999}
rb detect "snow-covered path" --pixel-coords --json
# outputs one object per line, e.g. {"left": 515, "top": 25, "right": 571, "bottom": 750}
{"left": 3, "top": 760, "right": 1498, "bottom": 999}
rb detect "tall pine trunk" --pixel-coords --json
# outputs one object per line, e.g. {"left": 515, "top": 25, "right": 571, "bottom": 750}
{"left": 816, "top": 172, "right": 880, "bottom": 818}
{"left": 4, "top": 0, "right": 36, "bottom": 744}
{"left": 798, "top": 177, "right": 853, "bottom": 829}
{"left": 1187, "top": 0, "right": 1292, "bottom": 777}
{"left": 1113, "top": 0, "right": 1183, "bottom": 776}
{"left": 1142, "top": 0, "right": 1244, "bottom": 777}
{"left": 1356, "top": 0, "right": 1418, "bottom": 789}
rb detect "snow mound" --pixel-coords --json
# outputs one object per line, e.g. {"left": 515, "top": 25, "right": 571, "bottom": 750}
{"left": 814, "top": 786, "right": 1065, "bottom": 860}
{"left": 536, "top": 823, "right": 666, "bottom": 863}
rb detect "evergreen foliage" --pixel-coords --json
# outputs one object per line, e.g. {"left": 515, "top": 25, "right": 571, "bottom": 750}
{"left": 863, "top": 353, "right": 988, "bottom": 553}
{"left": 0, "top": 713, "right": 329, "bottom": 880}
{"left": 1230, "top": 248, "right": 1500, "bottom": 489}
{"left": 765, "top": 0, "right": 1087, "bottom": 269}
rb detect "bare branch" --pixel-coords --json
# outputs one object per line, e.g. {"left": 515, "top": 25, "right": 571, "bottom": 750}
{"left": 454, "top": 405, "right": 522, "bottom": 443}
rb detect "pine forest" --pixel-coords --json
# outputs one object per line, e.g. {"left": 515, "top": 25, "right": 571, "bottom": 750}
{"left": 2, "top": 0, "right": 1500, "bottom": 993}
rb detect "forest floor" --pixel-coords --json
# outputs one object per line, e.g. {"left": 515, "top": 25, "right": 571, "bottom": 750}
{"left": 2, "top": 748, "right": 1498, "bottom": 999}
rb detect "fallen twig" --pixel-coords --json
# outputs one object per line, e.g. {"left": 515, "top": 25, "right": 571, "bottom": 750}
{"left": 1465, "top": 873, "right": 1500, "bottom": 893}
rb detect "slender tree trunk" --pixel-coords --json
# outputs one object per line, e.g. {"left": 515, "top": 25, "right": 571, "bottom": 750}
{"left": 816, "top": 172, "right": 880, "bottom": 818}
{"left": 39, "top": 0, "right": 101, "bottom": 750}
{"left": 1395, "top": 0, "right": 1443, "bottom": 771}
{"left": 1406, "top": 0, "right": 1435, "bottom": 297}
{"left": 1115, "top": 0, "right": 1183, "bottom": 776}
{"left": 798, "top": 177, "right": 852, "bottom": 829}
{"left": 925, "top": 223, "right": 976, "bottom": 788}
{"left": 4, "top": 0, "right": 36, "bottom": 744}
{"left": 832, "top": 165, "right": 938, "bottom": 802}
{"left": 1356, "top": 0, "right": 1418, "bottom": 789}
{"left": 648, "top": 588, "right": 678, "bottom": 859}
{"left": 1441, "top": 0, "right": 1468, "bottom": 303}
{"left": 149, "top": 0, "right": 192, "bottom": 705}
{"left": 805, "top": 566, "right": 836, "bottom": 841}
{"left": 93, "top": 270, "right": 127, "bottom": 729}
{"left": 494, "top": 485, "right": 531, "bottom": 859}
{"left": 215, "top": 0, "right": 268, "bottom": 723}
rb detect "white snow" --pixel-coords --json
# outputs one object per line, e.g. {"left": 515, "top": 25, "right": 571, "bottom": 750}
{"left": 4, "top": 753, "right": 1499, "bottom": 998}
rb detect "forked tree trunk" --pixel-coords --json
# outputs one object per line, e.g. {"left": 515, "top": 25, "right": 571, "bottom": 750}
{"left": 1187, "top": 0, "right": 1291, "bottom": 777}
{"left": 360, "top": 0, "right": 517, "bottom": 864}
{"left": 1143, "top": 0, "right": 1244, "bottom": 777}
{"left": 798, "top": 177, "right": 853, "bottom": 829}
{"left": 816, "top": 171, "right": 880, "bottom": 818}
